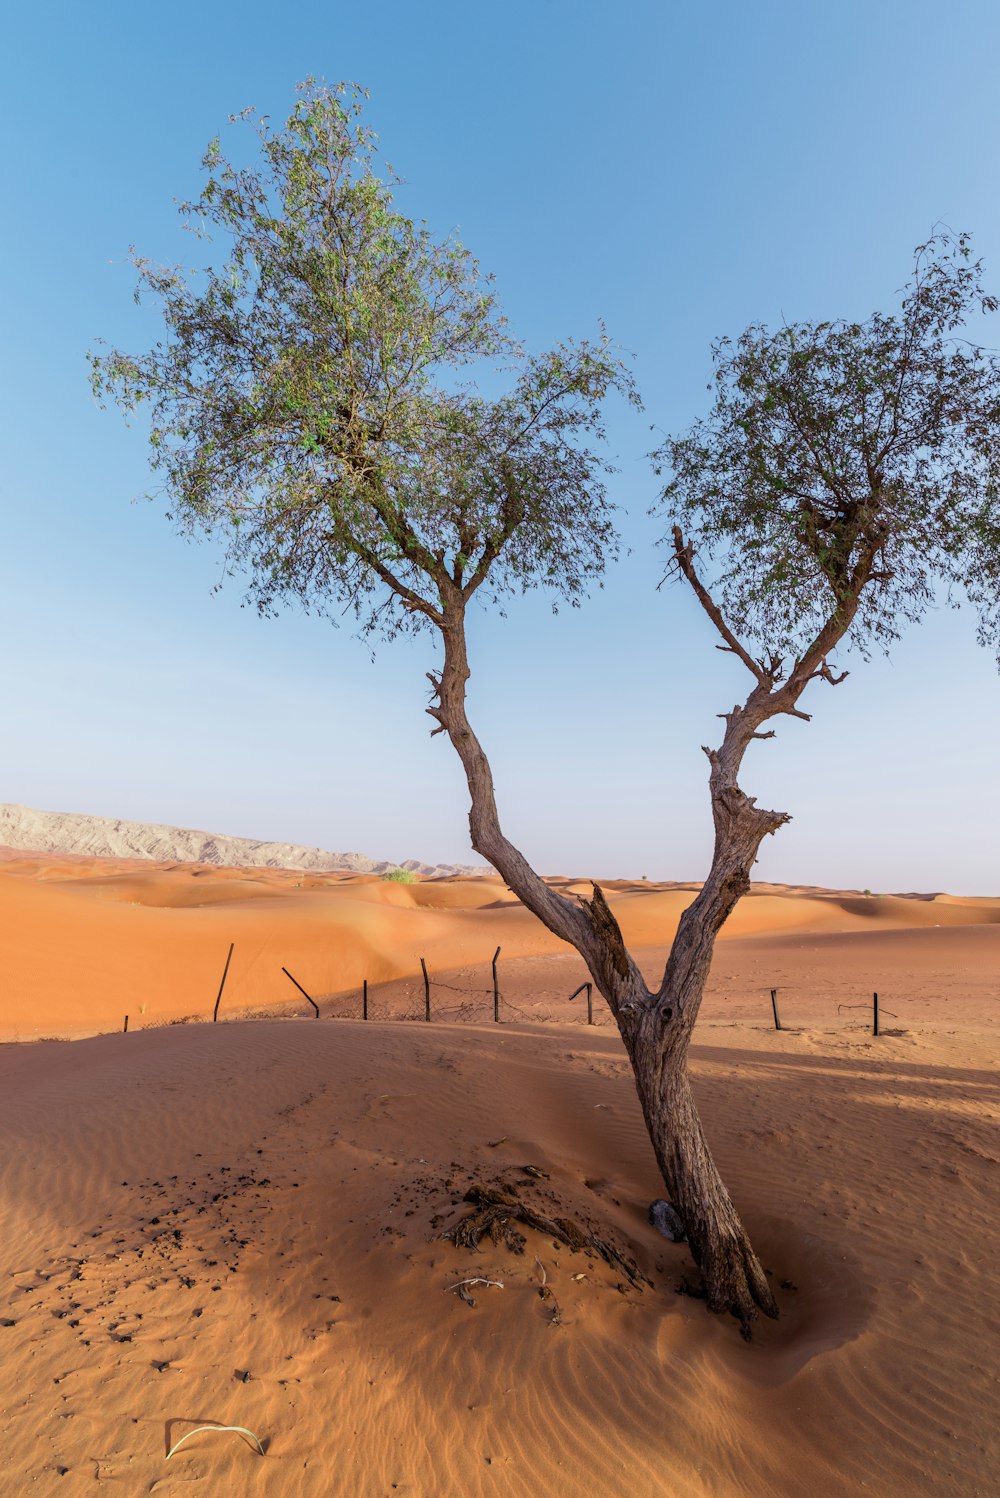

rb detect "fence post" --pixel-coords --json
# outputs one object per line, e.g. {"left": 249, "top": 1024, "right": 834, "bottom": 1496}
{"left": 421, "top": 958, "right": 430, "bottom": 1022}
{"left": 873, "top": 991, "right": 879, "bottom": 1037}
{"left": 770, "top": 988, "right": 782, "bottom": 1031}
{"left": 213, "top": 943, "right": 235, "bottom": 1022}
{"left": 123, "top": 1014, "right": 129, "bottom": 1034}
{"left": 363, "top": 978, "right": 368, "bottom": 1021}
{"left": 568, "top": 982, "right": 594, "bottom": 1023}
{"left": 492, "top": 946, "right": 501, "bottom": 1023}
{"left": 280, "top": 966, "right": 320, "bottom": 1017}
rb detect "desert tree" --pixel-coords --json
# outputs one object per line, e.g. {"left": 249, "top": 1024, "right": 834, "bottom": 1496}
{"left": 91, "top": 82, "right": 1000, "bottom": 1333}
{"left": 647, "top": 228, "right": 1000, "bottom": 1324}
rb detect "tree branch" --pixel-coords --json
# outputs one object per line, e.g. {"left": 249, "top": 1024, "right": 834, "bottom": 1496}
{"left": 808, "top": 658, "right": 849, "bottom": 686}
{"left": 671, "top": 527, "right": 769, "bottom": 683}
{"left": 346, "top": 538, "right": 445, "bottom": 626}
{"left": 462, "top": 456, "right": 525, "bottom": 601}
{"left": 429, "top": 593, "right": 651, "bottom": 1014}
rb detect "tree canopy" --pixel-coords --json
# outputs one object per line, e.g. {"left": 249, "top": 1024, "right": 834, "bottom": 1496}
{"left": 656, "top": 231, "right": 1000, "bottom": 667}
{"left": 89, "top": 80, "right": 638, "bottom": 638}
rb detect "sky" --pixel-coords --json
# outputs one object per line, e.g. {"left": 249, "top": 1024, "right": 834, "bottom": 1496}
{"left": 1, "top": 0, "right": 998, "bottom": 891}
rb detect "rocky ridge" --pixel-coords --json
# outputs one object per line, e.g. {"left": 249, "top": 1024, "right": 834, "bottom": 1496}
{"left": 0, "top": 803, "right": 488, "bottom": 877}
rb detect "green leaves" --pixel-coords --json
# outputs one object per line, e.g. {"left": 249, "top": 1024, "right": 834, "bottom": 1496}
{"left": 93, "top": 80, "right": 635, "bottom": 640}
{"left": 654, "top": 231, "right": 1000, "bottom": 664}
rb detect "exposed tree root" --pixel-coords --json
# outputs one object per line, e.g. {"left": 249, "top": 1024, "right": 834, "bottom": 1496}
{"left": 685, "top": 1221, "right": 778, "bottom": 1339}
{"left": 444, "top": 1183, "right": 647, "bottom": 1288}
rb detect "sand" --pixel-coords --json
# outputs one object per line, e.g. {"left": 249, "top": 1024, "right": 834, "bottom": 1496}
{"left": 1, "top": 855, "right": 998, "bottom": 1494}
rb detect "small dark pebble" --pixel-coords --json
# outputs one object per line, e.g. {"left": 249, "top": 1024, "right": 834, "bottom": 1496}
{"left": 235, "top": 1369, "right": 252, "bottom": 1383}
{"left": 780, "top": 1279, "right": 798, "bottom": 1291}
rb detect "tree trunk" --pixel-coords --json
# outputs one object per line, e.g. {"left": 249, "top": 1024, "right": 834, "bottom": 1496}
{"left": 626, "top": 1003, "right": 777, "bottom": 1333}
{"left": 617, "top": 776, "right": 786, "bottom": 1331}
{"left": 431, "top": 592, "right": 779, "bottom": 1334}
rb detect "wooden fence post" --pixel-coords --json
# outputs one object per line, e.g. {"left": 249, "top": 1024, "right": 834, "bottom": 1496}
{"left": 770, "top": 989, "right": 782, "bottom": 1031}
{"left": 421, "top": 958, "right": 430, "bottom": 1022}
{"left": 568, "top": 982, "right": 594, "bottom": 1023}
{"left": 492, "top": 947, "right": 501, "bottom": 1023}
{"left": 363, "top": 978, "right": 368, "bottom": 1021}
{"left": 213, "top": 943, "right": 235, "bottom": 1023}
{"left": 281, "top": 966, "right": 320, "bottom": 1017}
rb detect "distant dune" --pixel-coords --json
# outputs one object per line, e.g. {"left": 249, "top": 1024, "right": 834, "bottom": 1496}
{"left": 0, "top": 802, "right": 487, "bottom": 877}
{"left": 0, "top": 849, "right": 996, "bottom": 1040}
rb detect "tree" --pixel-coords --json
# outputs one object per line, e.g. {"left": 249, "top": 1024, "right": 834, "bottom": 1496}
{"left": 645, "top": 229, "right": 1000, "bottom": 1324}
{"left": 91, "top": 83, "right": 1000, "bottom": 1335}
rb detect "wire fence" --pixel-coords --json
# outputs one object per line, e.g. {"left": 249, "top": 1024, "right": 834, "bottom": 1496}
{"left": 308, "top": 961, "right": 593, "bottom": 1028}
{"left": 120, "top": 947, "right": 926, "bottom": 1040}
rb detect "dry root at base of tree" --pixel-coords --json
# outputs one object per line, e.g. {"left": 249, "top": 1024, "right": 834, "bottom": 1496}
{"left": 443, "top": 1182, "right": 648, "bottom": 1288}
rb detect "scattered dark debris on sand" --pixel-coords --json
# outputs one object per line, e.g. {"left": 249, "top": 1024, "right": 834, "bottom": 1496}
{"left": 441, "top": 1174, "right": 649, "bottom": 1289}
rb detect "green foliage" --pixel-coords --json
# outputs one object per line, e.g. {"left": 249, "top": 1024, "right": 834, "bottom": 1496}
{"left": 381, "top": 866, "right": 416, "bottom": 882}
{"left": 655, "top": 231, "right": 1000, "bottom": 664}
{"left": 90, "top": 80, "right": 638, "bottom": 637}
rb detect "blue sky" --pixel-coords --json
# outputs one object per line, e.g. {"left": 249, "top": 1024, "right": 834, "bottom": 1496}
{"left": 1, "top": 0, "right": 998, "bottom": 890}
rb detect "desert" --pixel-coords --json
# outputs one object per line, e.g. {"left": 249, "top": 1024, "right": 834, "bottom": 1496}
{"left": 1, "top": 849, "right": 997, "bottom": 1494}
{"left": 8, "top": 13, "right": 1000, "bottom": 1496}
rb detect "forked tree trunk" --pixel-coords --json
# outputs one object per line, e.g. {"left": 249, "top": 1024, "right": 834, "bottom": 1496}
{"left": 613, "top": 835, "right": 780, "bottom": 1328}
{"left": 428, "top": 593, "right": 784, "bottom": 1334}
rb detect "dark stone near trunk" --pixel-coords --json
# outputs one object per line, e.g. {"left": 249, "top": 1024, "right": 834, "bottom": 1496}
{"left": 648, "top": 1199, "right": 686, "bottom": 1241}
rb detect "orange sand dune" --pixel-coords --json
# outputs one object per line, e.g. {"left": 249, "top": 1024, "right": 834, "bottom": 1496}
{"left": 1, "top": 853, "right": 998, "bottom": 1493}
{"left": 2, "top": 853, "right": 997, "bottom": 1039}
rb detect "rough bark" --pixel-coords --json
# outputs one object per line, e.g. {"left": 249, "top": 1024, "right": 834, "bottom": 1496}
{"left": 629, "top": 1037, "right": 776, "bottom": 1327}
{"left": 427, "top": 585, "right": 787, "bottom": 1333}
{"left": 426, "top": 583, "right": 648, "bottom": 1010}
